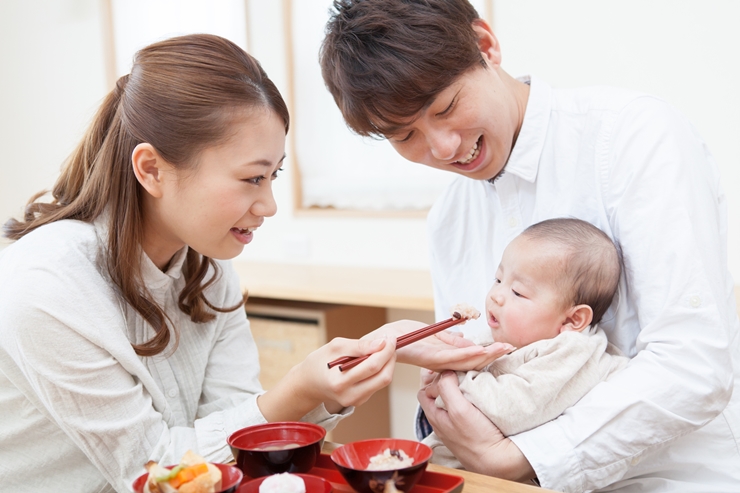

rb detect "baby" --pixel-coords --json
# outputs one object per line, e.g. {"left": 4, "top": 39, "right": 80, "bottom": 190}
{"left": 423, "top": 218, "right": 630, "bottom": 468}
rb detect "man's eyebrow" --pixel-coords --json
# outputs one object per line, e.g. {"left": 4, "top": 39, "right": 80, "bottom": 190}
{"left": 421, "top": 95, "right": 438, "bottom": 112}
{"left": 383, "top": 90, "right": 458, "bottom": 135}
{"left": 375, "top": 96, "right": 442, "bottom": 136}
{"left": 435, "top": 89, "right": 461, "bottom": 116}
{"left": 425, "top": 82, "right": 463, "bottom": 113}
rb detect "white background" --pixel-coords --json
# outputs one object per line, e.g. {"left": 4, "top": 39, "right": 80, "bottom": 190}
{"left": 2, "top": 0, "right": 739, "bottom": 439}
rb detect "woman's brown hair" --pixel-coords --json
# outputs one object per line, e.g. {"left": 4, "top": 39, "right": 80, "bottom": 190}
{"left": 3, "top": 34, "right": 289, "bottom": 356}
{"left": 320, "top": 0, "right": 484, "bottom": 138}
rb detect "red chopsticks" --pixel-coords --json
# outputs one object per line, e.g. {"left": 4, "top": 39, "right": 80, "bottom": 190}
{"left": 328, "top": 312, "right": 466, "bottom": 372}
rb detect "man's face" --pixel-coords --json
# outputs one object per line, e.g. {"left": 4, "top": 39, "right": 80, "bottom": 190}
{"left": 386, "top": 24, "right": 529, "bottom": 181}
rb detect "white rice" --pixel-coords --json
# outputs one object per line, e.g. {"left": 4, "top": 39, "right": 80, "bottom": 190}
{"left": 366, "top": 449, "right": 414, "bottom": 471}
{"left": 259, "top": 473, "right": 306, "bottom": 493}
{"left": 451, "top": 303, "right": 480, "bottom": 321}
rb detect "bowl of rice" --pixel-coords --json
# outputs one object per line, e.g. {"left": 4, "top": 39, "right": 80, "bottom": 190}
{"left": 238, "top": 472, "right": 332, "bottom": 493}
{"left": 330, "top": 439, "right": 432, "bottom": 493}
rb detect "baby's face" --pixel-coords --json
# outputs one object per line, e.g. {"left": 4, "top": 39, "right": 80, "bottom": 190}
{"left": 486, "top": 236, "right": 572, "bottom": 348}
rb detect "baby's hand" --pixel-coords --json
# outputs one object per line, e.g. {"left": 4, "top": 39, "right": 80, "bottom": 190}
{"left": 429, "top": 370, "right": 457, "bottom": 411}
{"left": 432, "top": 331, "right": 514, "bottom": 371}
{"left": 419, "top": 368, "right": 438, "bottom": 388}
{"left": 470, "top": 341, "right": 515, "bottom": 371}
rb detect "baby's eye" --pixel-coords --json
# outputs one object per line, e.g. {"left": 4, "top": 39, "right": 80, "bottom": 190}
{"left": 512, "top": 289, "right": 523, "bottom": 297}
{"left": 494, "top": 278, "right": 501, "bottom": 284}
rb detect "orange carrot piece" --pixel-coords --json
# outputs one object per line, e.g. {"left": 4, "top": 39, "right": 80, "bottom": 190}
{"left": 169, "top": 463, "right": 209, "bottom": 488}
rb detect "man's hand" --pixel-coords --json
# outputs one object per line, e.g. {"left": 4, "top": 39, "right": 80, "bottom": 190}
{"left": 419, "top": 371, "right": 535, "bottom": 482}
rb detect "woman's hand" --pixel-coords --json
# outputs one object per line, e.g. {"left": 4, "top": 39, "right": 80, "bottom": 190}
{"left": 258, "top": 335, "right": 397, "bottom": 420}
{"left": 419, "top": 371, "right": 535, "bottom": 482}
{"left": 365, "top": 320, "right": 513, "bottom": 372}
{"left": 402, "top": 329, "right": 513, "bottom": 371}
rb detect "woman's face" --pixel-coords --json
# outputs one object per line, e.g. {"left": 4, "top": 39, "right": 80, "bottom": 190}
{"left": 387, "top": 25, "right": 528, "bottom": 181}
{"left": 147, "top": 107, "right": 286, "bottom": 265}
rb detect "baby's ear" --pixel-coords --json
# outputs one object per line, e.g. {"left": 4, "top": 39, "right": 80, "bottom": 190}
{"left": 560, "top": 304, "right": 593, "bottom": 333}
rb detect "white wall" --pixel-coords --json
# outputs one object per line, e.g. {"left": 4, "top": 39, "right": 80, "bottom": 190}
{"left": 241, "top": 1, "right": 433, "bottom": 270}
{"left": 2, "top": 0, "right": 739, "bottom": 442}
{"left": 3, "top": 1, "right": 737, "bottom": 278}
{"left": 0, "top": 0, "right": 108, "bottom": 246}
{"left": 239, "top": 0, "right": 740, "bottom": 281}
{"left": 492, "top": 0, "right": 740, "bottom": 281}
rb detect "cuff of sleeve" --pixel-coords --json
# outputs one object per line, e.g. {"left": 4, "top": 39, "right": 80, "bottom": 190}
{"left": 197, "top": 392, "right": 268, "bottom": 463}
{"left": 302, "top": 404, "right": 354, "bottom": 432}
{"left": 509, "top": 421, "right": 583, "bottom": 493}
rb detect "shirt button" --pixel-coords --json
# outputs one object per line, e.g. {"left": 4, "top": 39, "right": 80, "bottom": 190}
{"left": 630, "top": 456, "right": 640, "bottom": 466}
{"left": 690, "top": 296, "right": 702, "bottom": 308}
{"left": 168, "top": 389, "right": 178, "bottom": 398}
{"left": 508, "top": 217, "right": 518, "bottom": 228}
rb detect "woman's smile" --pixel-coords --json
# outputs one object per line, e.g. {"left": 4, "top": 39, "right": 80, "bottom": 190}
{"left": 230, "top": 226, "right": 257, "bottom": 244}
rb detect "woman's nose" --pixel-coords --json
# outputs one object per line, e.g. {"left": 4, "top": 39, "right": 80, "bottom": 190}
{"left": 428, "top": 130, "right": 460, "bottom": 161}
{"left": 253, "top": 184, "right": 278, "bottom": 218}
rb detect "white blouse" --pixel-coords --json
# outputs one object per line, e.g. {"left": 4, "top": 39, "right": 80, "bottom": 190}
{"left": 0, "top": 219, "right": 344, "bottom": 493}
{"left": 427, "top": 76, "right": 740, "bottom": 492}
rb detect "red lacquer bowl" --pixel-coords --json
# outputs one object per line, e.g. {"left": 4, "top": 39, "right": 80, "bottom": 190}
{"left": 228, "top": 422, "right": 326, "bottom": 478}
{"left": 132, "top": 463, "right": 243, "bottom": 493}
{"left": 238, "top": 473, "right": 333, "bottom": 493}
{"left": 330, "top": 439, "right": 432, "bottom": 493}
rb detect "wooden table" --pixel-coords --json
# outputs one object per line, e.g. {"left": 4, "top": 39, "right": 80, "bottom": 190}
{"left": 322, "top": 442, "right": 556, "bottom": 493}
{"left": 232, "top": 261, "right": 435, "bottom": 311}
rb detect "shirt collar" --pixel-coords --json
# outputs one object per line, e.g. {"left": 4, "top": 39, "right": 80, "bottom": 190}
{"left": 140, "top": 245, "right": 187, "bottom": 293}
{"left": 93, "top": 212, "right": 187, "bottom": 294}
{"left": 498, "top": 75, "right": 552, "bottom": 183}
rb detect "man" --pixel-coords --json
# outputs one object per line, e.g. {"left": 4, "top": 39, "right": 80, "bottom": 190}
{"left": 320, "top": 1, "right": 740, "bottom": 491}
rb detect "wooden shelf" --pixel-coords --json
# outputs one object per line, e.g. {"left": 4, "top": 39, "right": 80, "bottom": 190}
{"left": 232, "top": 261, "right": 435, "bottom": 311}
{"left": 245, "top": 298, "right": 390, "bottom": 443}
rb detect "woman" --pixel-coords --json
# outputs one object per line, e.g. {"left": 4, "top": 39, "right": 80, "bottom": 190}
{"left": 0, "top": 34, "right": 504, "bottom": 493}
{"left": 321, "top": 1, "right": 740, "bottom": 492}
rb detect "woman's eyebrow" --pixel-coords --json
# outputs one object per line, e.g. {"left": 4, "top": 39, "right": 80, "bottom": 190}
{"left": 245, "top": 154, "right": 287, "bottom": 167}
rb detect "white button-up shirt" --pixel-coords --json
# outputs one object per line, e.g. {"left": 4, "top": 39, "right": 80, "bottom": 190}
{"left": 427, "top": 76, "right": 740, "bottom": 492}
{"left": 0, "top": 219, "right": 345, "bottom": 493}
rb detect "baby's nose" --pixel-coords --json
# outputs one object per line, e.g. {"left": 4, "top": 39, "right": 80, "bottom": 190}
{"left": 490, "top": 290, "right": 504, "bottom": 305}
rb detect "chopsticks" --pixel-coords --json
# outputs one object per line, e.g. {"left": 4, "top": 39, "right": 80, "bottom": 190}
{"left": 328, "top": 312, "right": 466, "bottom": 372}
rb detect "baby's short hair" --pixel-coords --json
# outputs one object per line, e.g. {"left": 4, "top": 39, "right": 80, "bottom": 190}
{"left": 522, "top": 218, "right": 621, "bottom": 325}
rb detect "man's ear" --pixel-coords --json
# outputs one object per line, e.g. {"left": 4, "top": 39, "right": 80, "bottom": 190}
{"left": 471, "top": 19, "right": 502, "bottom": 68}
{"left": 560, "top": 304, "right": 594, "bottom": 333}
{"left": 131, "top": 143, "right": 169, "bottom": 198}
